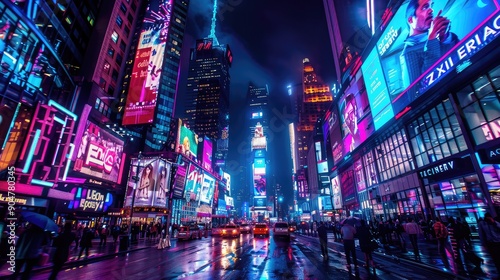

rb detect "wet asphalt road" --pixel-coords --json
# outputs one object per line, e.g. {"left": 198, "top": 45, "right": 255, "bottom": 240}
{"left": 29, "top": 233, "right": 469, "bottom": 280}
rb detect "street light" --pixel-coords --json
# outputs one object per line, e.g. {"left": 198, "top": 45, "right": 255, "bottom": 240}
{"left": 127, "top": 151, "right": 143, "bottom": 246}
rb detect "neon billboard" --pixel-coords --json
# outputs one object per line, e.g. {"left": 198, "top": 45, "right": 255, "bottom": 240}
{"left": 122, "top": 0, "right": 173, "bottom": 125}
{"left": 199, "top": 173, "right": 216, "bottom": 204}
{"left": 362, "top": 0, "right": 500, "bottom": 130}
{"left": 176, "top": 120, "right": 198, "bottom": 159}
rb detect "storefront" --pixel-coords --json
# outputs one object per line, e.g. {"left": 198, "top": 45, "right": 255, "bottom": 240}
{"left": 0, "top": 193, "right": 48, "bottom": 219}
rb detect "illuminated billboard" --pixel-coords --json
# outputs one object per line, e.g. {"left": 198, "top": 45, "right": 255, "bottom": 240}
{"left": 73, "top": 120, "right": 125, "bottom": 184}
{"left": 319, "top": 195, "right": 333, "bottom": 211}
{"left": 223, "top": 172, "right": 231, "bottom": 193}
{"left": 199, "top": 174, "right": 216, "bottom": 204}
{"left": 201, "top": 137, "right": 213, "bottom": 171}
{"left": 363, "top": 0, "right": 500, "bottom": 129}
{"left": 184, "top": 164, "right": 203, "bottom": 201}
{"left": 340, "top": 168, "right": 356, "bottom": 206}
{"left": 251, "top": 111, "right": 263, "bottom": 119}
{"left": 354, "top": 159, "right": 366, "bottom": 192}
{"left": 176, "top": 120, "right": 198, "bottom": 159}
{"left": 152, "top": 160, "right": 171, "bottom": 207}
{"left": 326, "top": 103, "right": 344, "bottom": 164}
{"left": 251, "top": 122, "right": 267, "bottom": 150}
{"left": 338, "top": 70, "right": 375, "bottom": 155}
{"left": 67, "top": 187, "right": 113, "bottom": 212}
{"left": 171, "top": 158, "right": 188, "bottom": 199}
{"left": 253, "top": 158, "right": 266, "bottom": 175}
{"left": 122, "top": 0, "right": 173, "bottom": 125}
{"left": 331, "top": 176, "right": 342, "bottom": 210}
{"left": 253, "top": 174, "right": 266, "bottom": 196}
{"left": 124, "top": 157, "right": 159, "bottom": 207}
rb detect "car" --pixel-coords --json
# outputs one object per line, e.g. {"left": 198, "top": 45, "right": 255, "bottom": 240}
{"left": 221, "top": 223, "right": 240, "bottom": 238}
{"left": 288, "top": 224, "right": 297, "bottom": 233}
{"left": 177, "top": 225, "right": 201, "bottom": 241}
{"left": 253, "top": 223, "right": 269, "bottom": 237}
{"left": 239, "top": 223, "right": 252, "bottom": 233}
{"left": 273, "top": 222, "right": 290, "bottom": 240}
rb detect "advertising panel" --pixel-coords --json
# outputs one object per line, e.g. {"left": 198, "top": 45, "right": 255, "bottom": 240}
{"left": 331, "top": 176, "right": 342, "bottom": 210}
{"left": 171, "top": 158, "right": 188, "bottom": 199}
{"left": 354, "top": 159, "right": 366, "bottom": 192}
{"left": 253, "top": 158, "right": 266, "bottom": 175}
{"left": 338, "top": 70, "right": 375, "bottom": 154}
{"left": 74, "top": 120, "right": 125, "bottom": 183}
{"left": 340, "top": 168, "right": 356, "bottom": 205}
{"left": 124, "top": 158, "right": 159, "bottom": 207}
{"left": 223, "top": 172, "right": 231, "bottom": 193}
{"left": 122, "top": 0, "right": 173, "bottom": 125}
{"left": 364, "top": 0, "right": 500, "bottom": 128}
{"left": 253, "top": 196, "right": 266, "bottom": 208}
{"left": 253, "top": 174, "right": 266, "bottom": 196}
{"left": 251, "top": 123, "right": 267, "bottom": 150}
{"left": 177, "top": 121, "right": 198, "bottom": 159}
{"left": 184, "top": 164, "right": 203, "bottom": 201}
{"left": 152, "top": 160, "right": 171, "bottom": 207}
{"left": 254, "top": 149, "right": 266, "bottom": 158}
{"left": 201, "top": 137, "right": 213, "bottom": 171}
{"left": 67, "top": 187, "right": 113, "bottom": 212}
{"left": 319, "top": 195, "right": 333, "bottom": 211}
{"left": 326, "top": 103, "right": 344, "bottom": 164}
{"left": 200, "top": 174, "right": 216, "bottom": 204}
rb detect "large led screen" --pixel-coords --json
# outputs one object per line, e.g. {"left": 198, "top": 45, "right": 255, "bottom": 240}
{"left": 326, "top": 104, "right": 344, "bottom": 164}
{"left": 338, "top": 70, "right": 375, "bottom": 154}
{"left": 340, "top": 169, "right": 356, "bottom": 205}
{"left": 184, "top": 164, "right": 203, "bottom": 201}
{"left": 177, "top": 121, "right": 198, "bottom": 159}
{"left": 319, "top": 195, "right": 333, "bottom": 211}
{"left": 122, "top": 0, "right": 173, "bottom": 125}
{"left": 253, "top": 174, "right": 266, "bottom": 196}
{"left": 354, "top": 159, "right": 366, "bottom": 192}
{"left": 74, "top": 120, "right": 125, "bottom": 183}
{"left": 124, "top": 158, "right": 159, "bottom": 207}
{"left": 201, "top": 137, "right": 213, "bottom": 171}
{"left": 223, "top": 172, "right": 231, "bottom": 193}
{"left": 199, "top": 174, "right": 216, "bottom": 204}
{"left": 364, "top": 0, "right": 500, "bottom": 129}
{"left": 171, "top": 158, "right": 188, "bottom": 199}
{"left": 152, "top": 160, "right": 171, "bottom": 207}
{"left": 253, "top": 158, "right": 266, "bottom": 175}
{"left": 331, "top": 176, "right": 342, "bottom": 210}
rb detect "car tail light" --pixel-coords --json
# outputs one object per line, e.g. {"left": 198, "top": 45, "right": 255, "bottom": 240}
{"left": 232, "top": 230, "right": 237, "bottom": 233}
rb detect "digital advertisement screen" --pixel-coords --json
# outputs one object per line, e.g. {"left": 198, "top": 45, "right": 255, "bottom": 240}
{"left": 223, "top": 172, "right": 231, "bottom": 193}
{"left": 365, "top": 0, "right": 500, "bottom": 127}
{"left": 177, "top": 120, "right": 198, "bottom": 159}
{"left": 331, "top": 176, "right": 342, "bottom": 210}
{"left": 340, "top": 168, "right": 356, "bottom": 205}
{"left": 199, "top": 174, "right": 216, "bottom": 204}
{"left": 67, "top": 187, "right": 113, "bottom": 212}
{"left": 172, "top": 158, "right": 188, "bottom": 199}
{"left": 354, "top": 159, "right": 366, "bottom": 192}
{"left": 253, "top": 196, "right": 266, "bottom": 208}
{"left": 184, "top": 164, "right": 203, "bottom": 201}
{"left": 201, "top": 137, "right": 213, "bottom": 171}
{"left": 251, "top": 112, "right": 263, "bottom": 119}
{"left": 253, "top": 174, "right": 266, "bottom": 196}
{"left": 122, "top": 0, "right": 173, "bottom": 125}
{"left": 338, "top": 70, "right": 375, "bottom": 155}
{"left": 152, "top": 160, "right": 171, "bottom": 207}
{"left": 319, "top": 195, "right": 333, "bottom": 211}
{"left": 254, "top": 149, "right": 265, "bottom": 158}
{"left": 73, "top": 120, "right": 125, "bottom": 183}
{"left": 253, "top": 158, "right": 266, "bottom": 175}
{"left": 124, "top": 158, "right": 159, "bottom": 207}
{"left": 326, "top": 104, "right": 344, "bottom": 164}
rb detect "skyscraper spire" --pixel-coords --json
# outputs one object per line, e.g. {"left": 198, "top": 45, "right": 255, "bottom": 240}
{"left": 208, "top": 0, "right": 219, "bottom": 46}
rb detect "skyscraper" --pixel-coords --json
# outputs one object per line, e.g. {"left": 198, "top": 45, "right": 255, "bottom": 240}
{"left": 121, "top": 0, "right": 189, "bottom": 152}
{"left": 183, "top": 0, "right": 232, "bottom": 167}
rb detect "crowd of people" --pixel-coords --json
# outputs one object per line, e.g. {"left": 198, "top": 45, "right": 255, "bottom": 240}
{"left": 303, "top": 212, "right": 500, "bottom": 276}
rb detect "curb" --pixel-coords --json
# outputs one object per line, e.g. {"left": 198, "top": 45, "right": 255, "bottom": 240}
{"left": 0, "top": 245, "right": 154, "bottom": 279}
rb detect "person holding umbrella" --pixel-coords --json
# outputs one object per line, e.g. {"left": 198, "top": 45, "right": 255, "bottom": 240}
{"left": 10, "top": 223, "right": 49, "bottom": 280}
{"left": 49, "top": 222, "right": 75, "bottom": 280}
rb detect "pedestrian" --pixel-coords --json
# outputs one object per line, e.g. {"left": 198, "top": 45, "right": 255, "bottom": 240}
{"left": 99, "top": 225, "right": 108, "bottom": 246}
{"left": 112, "top": 224, "right": 120, "bottom": 243}
{"left": 357, "top": 220, "right": 376, "bottom": 270}
{"left": 404, "top": 218, "right": 421, "bottom": 259}
{"left": 312, "top": 221, "right": 318, "bottom": 237}
{"left": 49, "top": 222, "right": 76, "bottom": 280}
{"left": 10, "top": 223, "right": 49, "bottom": 280}
{"left": 478, "top": 213, "right": 500, "bottom": 274}
{"left": 433, "top": 217, "right": 453, "bottom": 260}
{"left": 317, "top": 221, "right": 329, "bottom": 261}
{"left": 77, "top": 226, "right": 93, "bottom": 260}
{"left": 74, "top": 224, "right": 82, "bottom": 250}
{"left": 341, "top": 221, "right": 357, "bottom": 269}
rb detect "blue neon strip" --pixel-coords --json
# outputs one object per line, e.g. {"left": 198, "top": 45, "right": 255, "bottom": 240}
{"left": 53, "top": 116, "right": 66, "bottom": 125}
{"left": 48, "top": 100, "right": 77, "bottom": 120}
{"left": 22, "top": 129, "right": 41, "bottom": 173}
{"left": 2, "top": 103, "right": 20, "bottom": 150}
{"left": 31, "top": 179, "right": 54, "bottom": 187}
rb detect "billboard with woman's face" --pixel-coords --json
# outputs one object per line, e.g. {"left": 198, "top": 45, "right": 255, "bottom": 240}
{"left": 153, "top": 160, "right": 171, "bottom": 207}
{"left": 124, "top": 158, "right": 159, "bottom": 207}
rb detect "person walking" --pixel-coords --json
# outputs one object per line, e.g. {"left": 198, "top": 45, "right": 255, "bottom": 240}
{"left": 404, "top": 218, "right": 421, "bottom": 259}
{"left": 99, "top": 225, "right": 108, "bottom": 246}
{"left": 357, "top": 220, "right": 376, "bottom": 270}
{"left": 317, "top": 221, "right": 329, "bottom": 261}
{"left": 77, "top": 226, "right": 93, "bottom": 260}
{"left": 10, "top": 224, "right": 49, "bottom": 280}
{"left": 341, "top": 221, "right": 358, "bottom": 269}
{"left": 74, "top": 224, "right": 83, "bottom": 251}
{"left": 49, "top": 222, "right": 76, "bottom": 280}
{"left": 478, "top": 213, "right": 500, "bottom": 274}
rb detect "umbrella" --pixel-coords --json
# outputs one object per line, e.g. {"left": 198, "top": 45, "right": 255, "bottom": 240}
{"left": 21, "top": 211, "right": 59, "bottom": 233}
{"left": 341, "top": 216, "right": 361, "bottom": 227}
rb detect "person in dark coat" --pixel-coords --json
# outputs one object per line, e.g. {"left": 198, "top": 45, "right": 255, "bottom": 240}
{"left": 49, "top": 222, "right": 76, "bottom": 280}
{"left": 317, "top": 221, "right": 329, "bottom": 261}
{"left": 10, "top": 223, "right": 49, "bottom": 280}
{"left": 77, "top": 226, "right": 93, "bottom": 260}
{"left": 357, "top": 220, "right": 376, "bottom": 269}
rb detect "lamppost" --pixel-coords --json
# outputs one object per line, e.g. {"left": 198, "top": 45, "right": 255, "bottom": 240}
{"left": 127, "top": 151, "right": 143, "bottom": 246}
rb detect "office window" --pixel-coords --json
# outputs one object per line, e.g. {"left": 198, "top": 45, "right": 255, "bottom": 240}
{"left": 120, "top": 3, "right": 127, "bottom": 14}
{"left": 375, "top": 129, "right": 415, "bottom": 182}
{"left": 116, "top": 15, "right": 123, "bottom": 27}
{"left": 111, "top": 31, "right": 119, "bottom": 43}
{"left": 107, "top": 47, "right": 115, "bottom": 57}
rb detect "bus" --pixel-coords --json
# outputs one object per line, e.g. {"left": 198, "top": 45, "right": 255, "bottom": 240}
{"left": 211, "top": 214, "right": 230, "bottom": 236}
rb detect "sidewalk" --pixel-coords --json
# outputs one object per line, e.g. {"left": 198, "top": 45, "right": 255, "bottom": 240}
{"left": 0, "top": 236, "right": 162, "bottom": 279}
{"left": 301, "top": 231, "right": 498, "bottom": 280}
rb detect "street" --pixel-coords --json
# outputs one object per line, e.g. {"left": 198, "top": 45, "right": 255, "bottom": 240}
{"left": 23, "top": 233, "right": 476, "bottom": 280}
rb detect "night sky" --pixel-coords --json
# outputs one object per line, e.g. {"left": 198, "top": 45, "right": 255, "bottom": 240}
{"left": 176, "top": 0, "right": 336, "bottom": 207}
